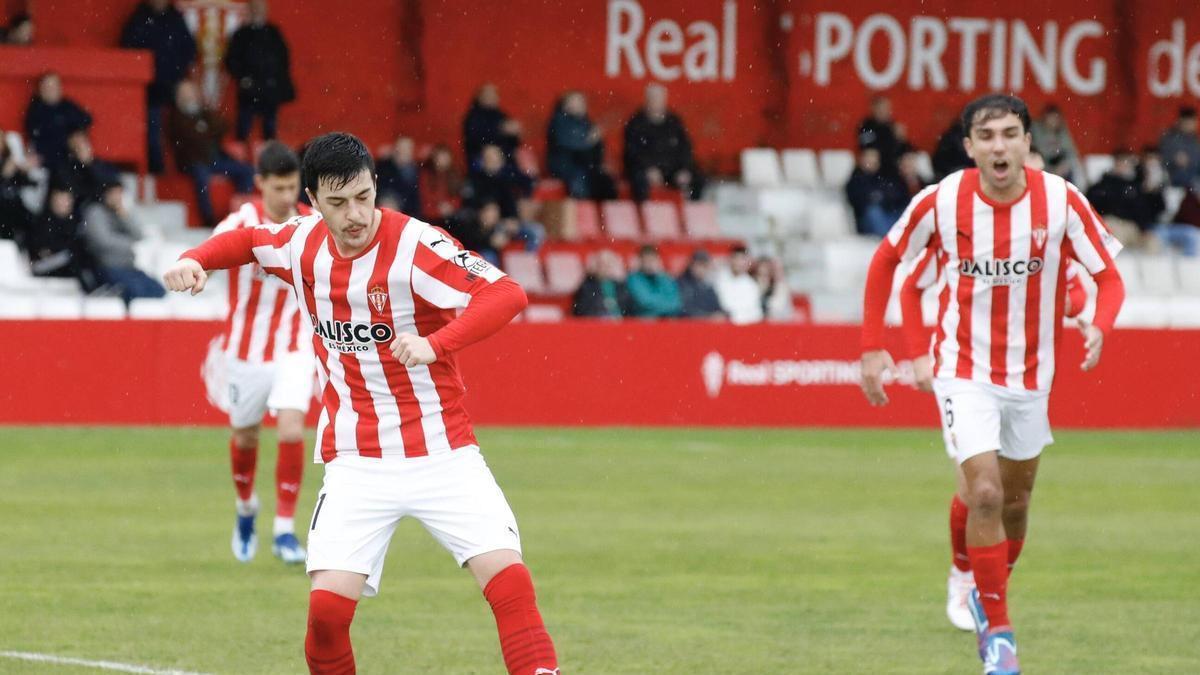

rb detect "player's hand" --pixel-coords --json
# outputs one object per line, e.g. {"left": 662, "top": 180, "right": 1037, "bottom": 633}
{"left": 860, "top": 349, "right": 896, "bottom": 407}
{"left": 391, "top": 333, "right": 436, "bottom": 367}
{"left": 1079, "top": 320, "right": 1104, "bottom": 371}
{"left": 912, "top": 354, "right": 934, "bottom": 393}
{"left": 162, "top": 258, "right": 208, "bottom": 295}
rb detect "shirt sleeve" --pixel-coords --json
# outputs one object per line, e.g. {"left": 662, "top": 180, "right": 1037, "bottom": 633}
{"left": 182, "top": 217, "right": 299, "bottom": 280}
{"left": 883, "top": 185, "right": 940, "bottom": 262}
{"left": 863, "top": 186, "right": 940, "bottom": 352}
{"left": 899, "top": 246, "right": 940, "bottom": 358}
{"left": 1064, "top": 185, "right": 1123, "bottom": 275}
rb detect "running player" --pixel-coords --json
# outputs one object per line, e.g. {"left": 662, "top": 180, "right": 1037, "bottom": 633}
{"left": 208, "top": 141, "right": 314, "bottom": 564}
{"left": 860, "top": 94, "right": 1125, "bottom": 674}
{"left": 163, "top": 132, "right": 558, "bottom": 675}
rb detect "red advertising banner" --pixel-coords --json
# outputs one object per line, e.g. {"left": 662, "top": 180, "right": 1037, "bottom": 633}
{"left": 1, "top": 321, "right": 1196, "bottom": 429}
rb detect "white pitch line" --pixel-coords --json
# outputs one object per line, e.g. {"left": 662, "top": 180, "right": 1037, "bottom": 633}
{"left": 0, "top": 651, "right": 211, "bottom": 675}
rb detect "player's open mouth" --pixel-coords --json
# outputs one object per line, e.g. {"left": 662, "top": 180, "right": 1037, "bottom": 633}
{"left": 993, "top": 159, "right": 1010, "bottom": 177}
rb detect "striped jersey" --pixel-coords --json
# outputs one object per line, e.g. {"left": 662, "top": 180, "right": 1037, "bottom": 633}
{"left": 214, "top": 201, "right": 312, "bottom": 363}
{"left": 886, "top": 167, "right": 1121, "bottom": 391}
{"left": 216, "top": 208, "right": 510, "bottom": 462}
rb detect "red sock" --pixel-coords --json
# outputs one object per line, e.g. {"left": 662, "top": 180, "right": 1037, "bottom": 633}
{"left": 483, "top": 563, "right": 558, "bottom": 675}
{"left": 305, "top": 590, "right": 357, "bottom": 674}
{"left": 275, "top": 440, "right": 305, "bottom": 518}
{"left": 230, "top": 438, "right": 257, "bottom": 502}
{"left": 1006, "top": 538, "right": 1025, "bottom": 574}
{"left": 968, "top": 541, "right": 1011, "bottom": 630}
{"left": 949, "top": 494, "right": 970, "bottom": 572}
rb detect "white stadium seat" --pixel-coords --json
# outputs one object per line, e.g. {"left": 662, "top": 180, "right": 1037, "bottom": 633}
{"left": 0, "top": 239, "right": 34, "bottom": 288}
{"left": 0, "top": 293, "right": 37, "bottom": 318}
{"left": 35, "top": 295, "right": 83, "bottom": 319}
{"left": 1167, "top": 297, "right": 1200, "bottom": 328}
{"left": 523, "top": 304, "right": 565, "bottom": 323}
{"left": 128, "top": 297, "right": 172, "bottom": 319}
{"left": 817, "top": 149, "right": 856, "bottom": 190}
{"left": 501, "top": 251, "right": 546, "bottom": 294}
{"left": 1177, "top": 257, "right": 1200, "bottom": 294}
{"left": 1115, "top": 296, "right": 1169, "bottom": 328}
{"left": 740, "top": 148, "right": 783, "bottom": 188}
{"left": 756, "top": 188, "right": 808, "bottom": 235}
{"left": 781, "top": 149, "right": 820, "bottom": 188}
{"left": 83, "top": 297, "right": 128, "bottom": 319}
{"left": 1083, "top": 154, "right": 1114, "bottom": 187}
{"left": 807, "top": 198, "right": 855, "bottom": 240}
{"left": 1139, "top": 256, "right": 1178, "bottom": 295}
{"left": 1114, "top": 256, "right": 1142, "bottom": 295}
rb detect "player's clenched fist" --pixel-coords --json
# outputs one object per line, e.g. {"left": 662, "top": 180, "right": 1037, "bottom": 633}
{"left": 391, "top": 333, "right": 436, "bottom": 367}
{"left": 163, "top": 257, "right": 209, "bottom": 295}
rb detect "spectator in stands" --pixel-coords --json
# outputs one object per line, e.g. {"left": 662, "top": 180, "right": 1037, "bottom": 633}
{"left": 857, "top": 95, "right": 902, "bottom": 175}
{"left": 623, "top": 84, "right": 704, "bottom": 201}
{"left": 754, "top": 256, "right": 793, "bottom": 322}
{"left": 420, "top": 143, "right": 463, "bottom": 223}
{"left": 714, "top": 245, "right": 763, "bottom": 325}
{"left": 54, "top": 130, "right": 119, "bottom": 212}
{"left": 845, "top": 147, "right": 907, "bottom": 237}
{"left": 1030, "top": 103, "right": 1081, "bottom": 182}
{"left": 26, "top": 181, "right": 98, "bottom": 290}
{"left": 932, "top": 119, "right": 973, "bottom": 180}
{"left": 1160, "top": 107, "right": 1200, "bottom": 188}
{"left": 167, "top": 80, "right": 254, "bottom": 227}
{"left": 224, "top": 0, "right": 294, "bottom": 141}
{"left": 463, "top": 83, "right": 522, "bottom": 166}
{"left": 0, "top": 134, "right": 35, "bottom": 243}
{"left": 1086, "top": 148, "right": 1164, "bottom": 250}
{"left": 376, "top": 135, "right": 421, "bottom": 217}
{"left": 897, "top": 150, "right": 929, "bottom": 198}
{"left": 3, "top": 12, "right": 33, "bottom": 45}
{"left": 24, "top": 72, "right": 93, "bottom": 169}
{"left": 572, "top": 249, "right": 630, "bottom": 318}
{"left": 446, "top": 201, "right": 508, "bottom": 267}
{"left": 626, "top": 244, "right": 682, "bottom": 318}
{"left": 1158, "top": 182, "right": 1200, "bottom": 256}
{"left": 547, "top": 91, "right": 615, "bottom": 200}
{"left": 513, "top": 198, "right": 546, "bottom": 252}
{"left": 121, "top": 0, "right": 196, "bottom": 174}
{"left": 81, "top": 180, "right": 165, "bottom": 304}
{"left": 676, "top": 250, "right": 724, "bottom": 320}
{"left": 464, "top": 144, "right": 527, "bottom": 219}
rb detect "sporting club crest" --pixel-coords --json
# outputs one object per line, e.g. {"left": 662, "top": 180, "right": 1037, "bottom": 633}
{"left": 1031, "top": 225, "right": 1048, "bottom": 249}
{"left": 368, "top": 285, "right": 388, "bottom": 313}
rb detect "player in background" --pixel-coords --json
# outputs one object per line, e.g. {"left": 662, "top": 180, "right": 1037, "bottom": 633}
{"left": 163, "top": 132, "right": 559, "bottom": 675}
{"left": 860, "top": 94, "right": 1125, "bottom": 674}
{"left": 210, "top": 141, "right": 315, "bottom": 564}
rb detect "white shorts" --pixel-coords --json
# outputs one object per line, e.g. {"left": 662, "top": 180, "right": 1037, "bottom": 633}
{"left": 932, "top": 377, "right": 1053, "bottom": 464}
{"left": 305, "top": 447, "right": 521, "bottom": 597}
{"left": 224, "top": 351, "right": 314, "bottom": 428}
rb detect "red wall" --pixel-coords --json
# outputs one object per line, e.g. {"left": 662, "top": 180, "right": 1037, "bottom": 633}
{"left": 14, "top": 1, "right": 1200, "bottom": 175}
{"left": 1, "top": 320, "right": 1196, "bottom": 429}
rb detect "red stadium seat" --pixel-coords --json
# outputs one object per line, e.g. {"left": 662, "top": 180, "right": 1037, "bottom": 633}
{"left": 571, "top": 200, "right": 602, "bottom": 240}
{"left": 156, "top": 173, "right": 235, "bottom": 227}
{"left": 640, "top": 201, "right": 682, "bottom": 241}
{"left": 544, "top": 251, "right": 586, "bottom": 295}
{"left": 601, "top": 200, "right": 641, "bottom": 240}
{"left": 501, "top": 251, "right": 545, "bottom": 294}
{"left": 682, "top": 202, "right": 720, "bottom": 239}
{"left": 532, "top": 179, "right": 566, "bottom": 201}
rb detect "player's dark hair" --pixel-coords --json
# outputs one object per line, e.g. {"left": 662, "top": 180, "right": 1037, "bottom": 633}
{"left": 961, "top": 94, "right": 1031, "bottom": 137}
{"left": 257, "top": 140, "right": 300, "bottom": 177}
{"left": 301, "top": 132, "right": 375, "bottom": 195}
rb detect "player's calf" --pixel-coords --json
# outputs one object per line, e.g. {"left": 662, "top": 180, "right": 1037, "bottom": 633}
{"left": 481, "top": 562, "right": 559, "bottom": 675}
{"left": 305, "top": 589, "right": 357, "bottom": 675}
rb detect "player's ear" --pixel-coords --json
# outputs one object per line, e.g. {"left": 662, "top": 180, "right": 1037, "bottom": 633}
{"left": 962, "top": 135, "right": 973, "bottom": 156}
{"left": 304, "top": 187, "right": 317, "bottom": 206}
{"left": 253, "top": 174, "right": 264, "bottom": 193}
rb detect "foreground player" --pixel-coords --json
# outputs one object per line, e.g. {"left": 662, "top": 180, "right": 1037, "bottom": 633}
{"left": 209, "top": 141, "right": 314, "bottom": 564}
{"left": 860, "top": 95, "right": 1125, "bottom": 674}
{"left": 164, "top": 132, "right": 559, "bottom": 675}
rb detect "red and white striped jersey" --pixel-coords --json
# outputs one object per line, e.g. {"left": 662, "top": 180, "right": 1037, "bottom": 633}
{"left": 214, "top": 201, "right": 313, "bottom": 363}
{"left": 886, "top": 167, "right": 1122, "bottom": 391}
{"left": 228, "top": 208, "right": 511, "bottom": 462}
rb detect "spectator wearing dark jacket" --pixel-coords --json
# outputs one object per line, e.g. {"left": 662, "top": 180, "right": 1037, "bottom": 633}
{"left": 845, "top": 148, "right": 908, "bottom": 237}
{"left": 932, "top": 119, "right": 973, "bottom": 180}
{"left": 24, "top": 72, "right": 92, "bottom": 169}
{"left": 676, "top": 250, "right": 724, "bottom": 319}
{"left": 624, "top": 84, "right": 704, "bottom": 201}
{"left": 1160, "top": 107, "right": 1200, "bottom": 188}
{"left": 857, "top": 96, "right": 905, "bottom": 175}
{"left": 0, "top": 136, "right": 35, "bottom": 243}
{"left": 626, "top": 245, "right": 682, "bottom": 318}
{"left": 81, "top": 181, "right": 165, "bottom": 303}
{"left": 572, "top": 249, "right": 630, "bottom": 318}
{"left": 121, "top": 0, "right": 196, "bottom": 173}
{"left": 224, "top": 0, "right": 294, "bottom": 140}
{"left": 1086, "top": 149, "right": 1164, "bottom": 250}
{"left": 27, "top": 182, "right": 98, "bottom": 290}
{"left": 464, "top": 144, "right": 527, "bottom": 219}
{"left": 547, "top": 91, "right": 615, "bottom": 200}
{"left": 53, "top": 130, "right": 119, "bottom": 213}
{"left": 167, "top": 81, "right": 254, "bottom": 226}
{"left": 375, "top": 136, "right": 421, "bottom": 217}
{"left": 445, "top": 201, "right": 508, "bottom": 267}
{"left": 462, "top": 83, "right": 522, "bottom": 166}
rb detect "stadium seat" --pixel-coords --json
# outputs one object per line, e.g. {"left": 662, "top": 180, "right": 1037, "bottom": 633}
{"left": 808, "top": 199, "right": 856, "bottom": 240}
{"left": 133, "top": 239, "right": 160, "bottom": 275}
{"left": 532, "top": 178, "right": 566, "bottom": 201}
{"left": 544, "top": 251, "right": 585, "bottom": 295}
{"left": 781, "top": 149, "right": 820, "bottom": 188}
{"left": 913, "top": 151, "right": 934, "bottom": 181}
{"left": 1139, "top": 255, "right": 1178, "bottom": 295}
{"left": 641, "top": 201, "right": 683, "bottom": 241}
{"left": 157, "top": 242, "right": 193, "bottom": 276}
{"left": 682, "top": 202, "right": 721, "bottom": 239}
{"left": 572, "top": 200, "right": 602, "bottom": 240}
{"left": 1177, "top": 257, "right": 1200, "bottom": 294}
{"left": 1114, "top": 256, "right": 1142, "bottom": 295}
{"left": 0, "top": 293, "right": 36, "bottom": 318}
{"left": 818, "top": 149, "right": 856, "bottom": 190}
{"left": 601, "top": 201, "right": 642, "bottom": 240}
{"left": 740, "top": 148, "right": 783, "bottom": 187}
{"left": 36, "top": 295, "right": 84, "bottom": 319}
{"left": 1083, "top": 154, "right": 1114, "bottom": 187}
{"left": 83, "top": 297, "right": 128, "bottom": 319}
{"left": 757, "top": 188, "right": 808, "bottom": 235}
{"left": 1167, "top": 297, "right": 1200, "bottom": 328}
{"left": 1115, "top": 296, "right": 1169, "bottom": 328}
{"left": 128, "top": 297, "right": 172, "bottom": 319}
{"left": 818, "top": 238, "right": 877, "bottom": 292}
{"left": 523, "top": 303, "right": 565, "bottom": 322}
{"left": 0, "top": 239, "right": 33, "bottom": 287}
{"left": 168, "top": 293, "right": 226, "bottom": 320}
{"left": 501, "top": 251, "right": 546, "bottom": 294}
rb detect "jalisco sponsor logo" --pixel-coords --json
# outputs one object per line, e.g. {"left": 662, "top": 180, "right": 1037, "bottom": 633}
{"left": 311, "top": 315, "right": 395, "bottom": 353}
{"left": 701, "top": 351, "right": 915, "bottom": 398}
{"left": 957, "top": 256, "right": 1044, "bottom": 285}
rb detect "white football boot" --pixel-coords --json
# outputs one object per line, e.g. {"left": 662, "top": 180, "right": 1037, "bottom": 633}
{"left": 947, "top": 566, "right": 976, "bottom": 631}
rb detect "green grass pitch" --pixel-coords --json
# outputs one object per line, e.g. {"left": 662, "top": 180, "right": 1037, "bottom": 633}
{"left": 0, "top": 427, "right": 1197, "bottom": 673}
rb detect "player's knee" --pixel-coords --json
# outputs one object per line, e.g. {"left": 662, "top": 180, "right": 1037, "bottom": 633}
{"left": 966, "top": 481, "right": 1004, "bottom": 514}
{"left": 306, "top": 591, "right": 356, "bottom": 639}
{"left": 232, "top": 427, "right": 259, "bottom": 449}
{"left": 1002, "top": 492, "right": 1031, "bottom": 520}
